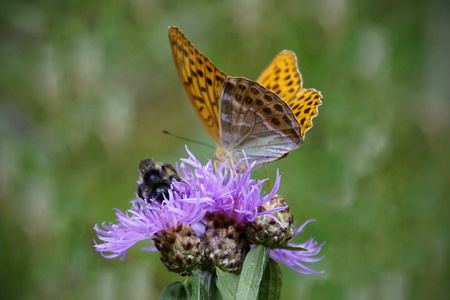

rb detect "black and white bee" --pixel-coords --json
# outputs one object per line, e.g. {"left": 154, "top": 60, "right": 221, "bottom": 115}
{"left": 136, "top": 158, "right": 181, "bottom": 204}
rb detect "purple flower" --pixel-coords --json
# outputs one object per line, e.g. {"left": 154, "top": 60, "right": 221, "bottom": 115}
{"left": 94, "top": 147, "right": 324, "bottom": 274}
{"left": 176, "top": 148, "right": 282, "bottom": 224}
{"left": 269, "top": 219, "right": 325, "bottom": 274}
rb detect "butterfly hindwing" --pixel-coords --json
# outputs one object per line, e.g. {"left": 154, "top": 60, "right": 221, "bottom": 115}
{"left": 168, "top": 26, "right": 227, "bottom": 144}
{"left": 219, "top": 77, "right": 302, "bottom": 165}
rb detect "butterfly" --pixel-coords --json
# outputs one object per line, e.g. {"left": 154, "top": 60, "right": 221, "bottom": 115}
{"left": 168, "top": 26, "right": 322, "bottom": 169}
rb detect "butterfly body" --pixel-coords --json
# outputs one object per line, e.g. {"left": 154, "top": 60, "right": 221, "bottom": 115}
{"left": 169, "top": 26, "right": 322, "bottom": 169}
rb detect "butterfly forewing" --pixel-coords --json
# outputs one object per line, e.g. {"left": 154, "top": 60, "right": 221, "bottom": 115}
{"left": 256, "top": 50, "right": 303, "bottom": 102}
{"left": 168, "top": 26, "right": 227, "bottom": 144}
{"left": 219, "top": 77, "right": 302, "bottom": 166}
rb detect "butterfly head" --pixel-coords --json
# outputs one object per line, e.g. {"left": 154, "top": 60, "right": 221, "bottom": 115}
{"left": 214, "top": 147, "right": 247, "bottom": 171}
{"left": 214, "top": 147, "right": 231, "bottom": 168}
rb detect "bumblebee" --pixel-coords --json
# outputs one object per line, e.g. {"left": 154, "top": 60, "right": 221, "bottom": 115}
{"left": 136, "top": 158, "right": 181, "bottom": 203}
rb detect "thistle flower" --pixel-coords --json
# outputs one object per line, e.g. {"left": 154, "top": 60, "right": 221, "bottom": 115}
{"left": 269, "top": 219, "right": 325, "bottom": 275}
{"left": 94, "top": 147, "right": 324, "bottom": 275}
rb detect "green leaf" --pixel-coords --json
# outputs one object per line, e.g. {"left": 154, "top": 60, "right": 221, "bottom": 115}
{"left": 183, "top": 274, "right": 201, "bottom": 299}
{"left": 216, "top": 267, "right": 240, "bottom": 300}
{"left": 159, "top": 281, "right": 187, "bottom": 299}
{"left": 159, "top": 272, "right": 217, "bottom": 300}
{"left": 257, "top": 259, "right": 282, "bottom": 300}
{"left": 236, "top": 245, "right": 270, "bottom": 300}
{"left": 195, "top": 271, "right": 222, "bottom": 300}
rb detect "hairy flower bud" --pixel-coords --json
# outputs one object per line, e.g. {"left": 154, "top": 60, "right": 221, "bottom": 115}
{"left": 153, "top": 224, "right": 202, "bottom": 274}
{"left": 201, "top": 213, "right": 249, "bottom": 274}
{"left": 246, "top": 194, "right": 295, "bottom": 247}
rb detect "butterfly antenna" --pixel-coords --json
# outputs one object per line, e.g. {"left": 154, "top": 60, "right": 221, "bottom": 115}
{"left": 162, "top": 130, "right": 215, "bottom": 149}
{"left": 264, "top": 165, "right": 272, "bottom": 189}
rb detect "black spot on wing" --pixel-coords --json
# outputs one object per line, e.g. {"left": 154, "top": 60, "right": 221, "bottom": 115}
{"left": 271, "top": 118, "right": 280, "bottom": 126}
{"left": 282, "top": 115, "right": 292, "bottom": 126}
{"left": 263, "top": 94, "right": 273, "bottom": 102}
{"left": 274, "top": 104, "right": 284, "bottom": 112}
{"left": 263, "top": 107, "right": 272, "bottom": 115}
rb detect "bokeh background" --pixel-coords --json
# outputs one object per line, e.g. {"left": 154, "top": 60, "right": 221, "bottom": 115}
{"left": 1, "top": 0, "right": 449, "bottom": 299}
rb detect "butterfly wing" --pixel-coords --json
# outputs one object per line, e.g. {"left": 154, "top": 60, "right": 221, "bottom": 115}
{"left": 218, "top": 77, "right": 302, "bottom": 167}
{"left": 287, "top": 89, "right": 322, "bottom": 140}
{"left": 168, "top": 26, "right": 227, "bottom": 145}
{"left": 257, "top": 50, "right": 322, "bottom": 141}
{"left": 257, "top": 50, "right": 302, "bottom": 102}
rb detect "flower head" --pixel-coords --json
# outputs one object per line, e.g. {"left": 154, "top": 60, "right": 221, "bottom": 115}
{"left": 94, "top": 147, "right": 324, "bottom": 274}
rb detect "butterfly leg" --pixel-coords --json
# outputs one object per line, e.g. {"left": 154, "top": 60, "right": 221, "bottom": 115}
{"left": 263, "top": 164, "right": 272, "bottom": 189}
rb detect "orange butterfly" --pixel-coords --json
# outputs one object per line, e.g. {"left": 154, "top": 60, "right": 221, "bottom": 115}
{"left": 169, "top": 26, "right": 322, "bottom": 169}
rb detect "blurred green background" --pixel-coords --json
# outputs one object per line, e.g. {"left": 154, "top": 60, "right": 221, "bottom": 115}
{"left": 1, "top": 0, "right": 449, "bottom": 299}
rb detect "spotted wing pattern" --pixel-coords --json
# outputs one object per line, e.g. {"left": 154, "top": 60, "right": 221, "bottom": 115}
{"left": 287, "top": 89, "right": 322, "bottom": 139}
{"left": 169, "top": 26, "right": 227, "bottom": 144}
{"left": 218, "top": 77, "right": 302, "bottom": 166}
{"left": 257, "top": 50, "right": 302, "bottom": 103}
{"left": 257, "top": 50, "right": 322, "bottom": 141}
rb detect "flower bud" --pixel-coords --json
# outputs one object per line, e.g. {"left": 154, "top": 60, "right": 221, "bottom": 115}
{"left": 246, "top": 194, "right": 295, "bottom": 247}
